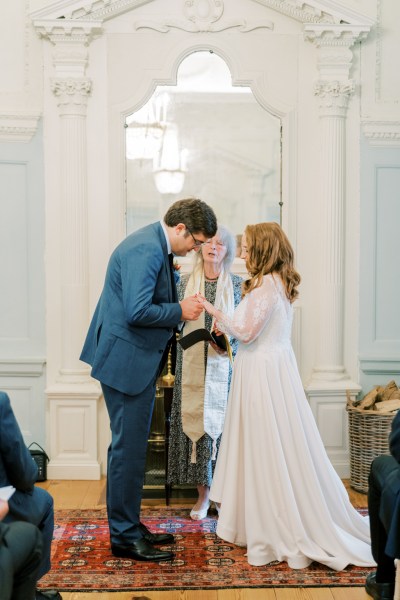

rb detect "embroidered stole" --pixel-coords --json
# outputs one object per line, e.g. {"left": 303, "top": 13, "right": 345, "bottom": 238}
{"left": 181, "top": 263, "right": 234, "bottom": 463}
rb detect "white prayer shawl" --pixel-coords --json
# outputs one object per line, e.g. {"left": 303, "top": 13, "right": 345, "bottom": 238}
{"left": 181, "top": 262, "right": 234, "bottom": 463}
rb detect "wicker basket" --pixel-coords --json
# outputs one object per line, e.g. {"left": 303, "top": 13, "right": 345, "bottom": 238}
{"left": 347, "top": 401, "right": 396, "bottom": 493}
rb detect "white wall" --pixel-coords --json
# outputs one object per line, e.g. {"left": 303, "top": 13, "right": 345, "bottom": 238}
{"left": 0, "top": 0, "right": 399, "bottom": 477}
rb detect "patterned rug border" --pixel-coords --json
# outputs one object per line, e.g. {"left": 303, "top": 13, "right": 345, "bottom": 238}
{"left": 39, "top": 507, "right": 373, "bottom": 592}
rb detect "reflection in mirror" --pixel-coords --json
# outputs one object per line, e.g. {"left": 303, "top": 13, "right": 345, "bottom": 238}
{"left": 125, "top": 51, "right": 282, "bottom": 246}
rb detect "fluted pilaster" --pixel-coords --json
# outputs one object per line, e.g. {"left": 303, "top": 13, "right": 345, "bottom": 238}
{"left": 304, "top": 26, "right": 368, "bottom": 383}
{"left": 313, "top": 80, "right": 353, "bottom": 380}
{"left": 52, "top": 77, "right": 92, "bottom": 380}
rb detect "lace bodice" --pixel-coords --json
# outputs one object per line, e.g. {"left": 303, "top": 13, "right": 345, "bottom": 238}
{"left": 215, "top": 274, "right": 293, "bottom": 350}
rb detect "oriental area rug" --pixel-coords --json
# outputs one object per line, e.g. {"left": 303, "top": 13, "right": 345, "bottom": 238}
{"left": 38, "top": 507, "right": 373, "bottom": 592}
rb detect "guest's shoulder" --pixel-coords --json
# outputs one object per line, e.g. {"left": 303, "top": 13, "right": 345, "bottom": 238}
{"left": 0, "top": 391, "right": 10, "bottom": 408}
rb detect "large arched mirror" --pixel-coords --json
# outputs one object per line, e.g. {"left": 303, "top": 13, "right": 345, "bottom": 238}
{"left": 125, "top": 51, "right": 282, "bottom": 256}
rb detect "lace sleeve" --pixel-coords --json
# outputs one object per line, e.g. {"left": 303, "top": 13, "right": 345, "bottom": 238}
{"left": 214, "top": 276, "right": 279, "bottom": 344}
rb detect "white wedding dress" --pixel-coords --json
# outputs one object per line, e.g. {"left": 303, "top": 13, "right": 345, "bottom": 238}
{"left": 209, "top": 273, "right": 375, "bottom": 570}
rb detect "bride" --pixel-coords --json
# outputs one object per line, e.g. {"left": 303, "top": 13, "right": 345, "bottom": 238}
{"left": 198, "top": 222, "right": 375, "bottom": 571}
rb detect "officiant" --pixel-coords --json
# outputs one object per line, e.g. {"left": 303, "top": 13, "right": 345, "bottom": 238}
{"left": 167, "top": 226, "right": 242, "bottom": 520}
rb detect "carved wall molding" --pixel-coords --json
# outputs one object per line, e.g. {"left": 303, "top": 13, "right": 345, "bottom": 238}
{"left": 133, "top": 0, "right": 273, "bottom": 32}
{"left": 375, "top": 0, "right": 382, "bottom": 102}
{"left": 33, "top": 20, "right": 103, "bottom": 45}
{"left": 362, "top": 121, "right": 400, "bottom": 147}
{"left": 0, "top": 112, "right": 41, "bottom": 142}
{"left": 133, "top": 18, "right": 274, "bottom": 33}
{"left": 304, "top": 24, "right": 370, "bottom": 47}
{"left": 0, "top": 358, "right": 46, "bottom": 377}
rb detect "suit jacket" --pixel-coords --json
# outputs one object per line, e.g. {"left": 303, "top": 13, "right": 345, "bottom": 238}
{"left": 80, "top": 222, "right": 181, "bottom": 396}
{"left": 380, "top": 410, "right": 400, "bottom": 557}
{"left": 0, "top": 391, "right": 38, "bottom": 518}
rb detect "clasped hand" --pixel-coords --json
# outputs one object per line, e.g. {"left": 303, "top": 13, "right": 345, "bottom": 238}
{"left": 180, "top": 294, "right": 205, "bottom": 321}
{"left": 195, "top": 293, "right": 216, "bottom": 317}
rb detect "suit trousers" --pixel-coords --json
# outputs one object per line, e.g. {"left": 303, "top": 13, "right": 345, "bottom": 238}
{"left": 102, "top": 379, "right": 156, "bottom": 544}
{"left": 4, "top": 486, "right": 54, "bottom": 580}
{"left": 0, "top": 521, "right": 43, "bottom": 600}
{"left": 368, "top": 454, "right": 399, "bottom": 581}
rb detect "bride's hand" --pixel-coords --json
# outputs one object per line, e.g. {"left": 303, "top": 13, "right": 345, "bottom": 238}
{"left": 196, "top": 293, "right": 216, "bottom": 316}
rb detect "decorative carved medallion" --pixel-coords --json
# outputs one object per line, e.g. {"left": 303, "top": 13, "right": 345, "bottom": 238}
{"left": 184, "top": 0, "right": 224, "bottom": 24}
{"left": 134, "top": 0, "right": 273, "bottom": 33}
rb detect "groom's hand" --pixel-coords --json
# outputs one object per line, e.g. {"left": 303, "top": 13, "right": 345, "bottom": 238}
{"left": 180, "top": 296, "right": 204, "bottom": 321}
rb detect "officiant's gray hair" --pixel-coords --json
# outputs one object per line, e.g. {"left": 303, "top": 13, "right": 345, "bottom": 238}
{"left": 194, "top": 224, "right": 236, "bottom": 270}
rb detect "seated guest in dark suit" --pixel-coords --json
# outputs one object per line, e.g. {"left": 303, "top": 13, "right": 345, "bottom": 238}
{"left": 366, "top": 409, "right": 400, "bottom": 600}
{"left": 0, "top": 498, "right": 43, "bottom": 600}
{"left": 0, "top": 390, "right": 61, "bottom": 599}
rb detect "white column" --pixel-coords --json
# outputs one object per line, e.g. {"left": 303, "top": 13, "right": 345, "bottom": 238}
{"left": 303, "top": 25, "right": 370, "bottom": 476}
{"left": 33, "top": 23, "right": 103, "bottom": 479}
{"left": 51, "top": 77, "right": 92, "bottom": 381}
{"left": 313, "top": 79, "right": 354, "bottom": 381}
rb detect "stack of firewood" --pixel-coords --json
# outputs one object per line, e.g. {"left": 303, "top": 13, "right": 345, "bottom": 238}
{"left": 352, "top": 380, "right": 400, "bottom": 413}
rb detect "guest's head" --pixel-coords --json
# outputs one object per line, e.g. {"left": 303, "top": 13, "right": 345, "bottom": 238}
{"left": 193, "top": 225, "right": 236, "bottom": 273}
{"left": 164, "top": 197, "right": 217, "bottom": 256}
{"left": 242, "top": 222, "right": 300, "bottom": 302}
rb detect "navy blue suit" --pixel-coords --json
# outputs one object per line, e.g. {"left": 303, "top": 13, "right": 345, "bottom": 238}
{"left": 0, "top": 391, "right": 54, "bottom": 580}
{"left": 368, "top": 410, "right": 400, "bottom": 579}
{"left": 80, "top": 222, "right": 181, "bottom": 544}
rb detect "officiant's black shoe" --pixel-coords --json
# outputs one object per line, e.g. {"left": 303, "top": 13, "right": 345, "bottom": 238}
{"left": 365, "top": 572, "right": 395, "bottom": 600}
{"left": 139, "top": 521, "right": 175, "bottom": 545}
{"left": 111, "top": 539, "right": 174, "bottom": 562}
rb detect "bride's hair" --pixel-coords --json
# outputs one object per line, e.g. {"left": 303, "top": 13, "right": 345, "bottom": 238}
{"left": 242, "top": 222, "right": 300, "bottom": 303}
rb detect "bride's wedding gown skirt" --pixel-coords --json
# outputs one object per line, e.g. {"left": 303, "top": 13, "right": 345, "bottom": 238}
{"left": 209, "top": 275, "right": 375, "bottom": 570}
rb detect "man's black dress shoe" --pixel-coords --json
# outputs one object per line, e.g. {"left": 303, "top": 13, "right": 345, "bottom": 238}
{"left": 139, "top": 521, "right": 175, "bottom": 545}
{"left": 365, "top": 572, "right": 395, "bottom": 600}
{"left": 111, "top": 538, "right": 174, "bottom": 562}
{"left": 36, "top": 591, "right": 62, "bottom": 600}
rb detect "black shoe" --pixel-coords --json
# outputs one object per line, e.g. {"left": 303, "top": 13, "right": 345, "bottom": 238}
{"left": 36, "top": 591, "right": 62, "bottom": 600}
{"left": 139, "top": 521, "right": 175, "bottom": 545}
{"left": 365, "top": 572, "right": 395, "bottom": 600}
{"left": 111, "top": 538, "right": 174, "bottom": 562}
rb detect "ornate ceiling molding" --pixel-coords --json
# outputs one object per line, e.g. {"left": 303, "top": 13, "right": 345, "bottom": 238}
{"left": 30, "top": 0, "right": 152, "bottom": 22}
{"left": 251, "top": 0, "right": 374, "bottom": 26}
{"left": 0, "top": 112, "right": 42, "bottom": 142}
{"left": 30, "top": 0, "right": 375, "bottom": 30}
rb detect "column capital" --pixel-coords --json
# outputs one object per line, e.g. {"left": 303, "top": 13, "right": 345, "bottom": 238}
{"left": 51, "top": 78, "right": 92, "bottom": 115}
{"left": 314, "top": 79, "right": 355, "bottom": 116}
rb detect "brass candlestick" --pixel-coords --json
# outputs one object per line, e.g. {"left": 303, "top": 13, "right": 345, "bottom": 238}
{"left": 162, "top": 346, "right": 175, "bottom": 384}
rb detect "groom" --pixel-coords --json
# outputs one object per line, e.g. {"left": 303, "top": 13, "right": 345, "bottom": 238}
{"left": 80, "top": 198, "right": 217, "bottom": 562}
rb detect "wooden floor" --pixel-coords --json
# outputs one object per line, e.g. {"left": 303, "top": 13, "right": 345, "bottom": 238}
{"left": 37, "top": 479, "right": 372, "bottom": 600}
